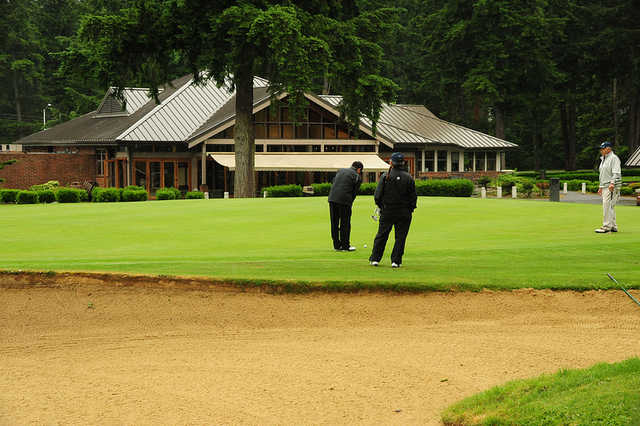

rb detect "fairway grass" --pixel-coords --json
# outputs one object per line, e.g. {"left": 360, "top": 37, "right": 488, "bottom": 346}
{"left": 441, "top": 358, "right": 640, "bottom": 425}
{"left": 1, "top": 196, "right": 638, "bottom": 290}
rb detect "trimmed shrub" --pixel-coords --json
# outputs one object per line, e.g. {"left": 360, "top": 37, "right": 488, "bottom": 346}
{"left": 0, "top": 189, "right": 20, "bottom": 204}
{"left": 169, "top": 187, "right": 182, "bottom": 199}
{"left": 358, "top": 182, "right": 377, "bottom": 195}
{"left": 17, "top": 190, "right": 38, "bottom": 204}
{"left": 124, "top": 185, "right": 145, "bottom": 191}
{"left": 56, "top": 188, "right": 81, "bottom": 203}
{"left": 476, "top": 176, "right": 491, "bottom": 187}
{"left": 185, "top": 191, "right": 205, "bottom": 199}
{"left": 36, "top": 190, "right": 56, "bottom": 203}
{"left": 621, "top": 186, "right": 634, "bottom": 196}
{"left": 92, "top": 187, "right": 120, "bottom": 202}
{"left": 628, "top": 182, "right": 640, "bottom": 190}
{"left": 30, "top": 180, "right": 60, "bottom": 191}
{"left": 497, "top": 175, "right": 533, "bottom": 190}
{"left": 77, "top": 189, "right": 89, "bottom": 202}
{"left": 517, "top": 181, "right": 535, "bottom": 198}
{"left": 156, "top": 188, "right": 177, "bottom": 200}
{"left": 562, "top": 179, "right": 586, "bottom": 191}
{"left": 263, "top": 184, "right": 303, "bottom": 197}
{"left": 311, "top": 182, "right": 332, "bottom": 196}
{"left": 415, "top": 179, "right": 474, "bottom": 197}
{"left": 122, "top": 189, "right": 148, "bottom": 202}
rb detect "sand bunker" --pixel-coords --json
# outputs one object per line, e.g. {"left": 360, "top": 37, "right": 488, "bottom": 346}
{"left": 1, "top": 273, "right": 639, "bottom": 425}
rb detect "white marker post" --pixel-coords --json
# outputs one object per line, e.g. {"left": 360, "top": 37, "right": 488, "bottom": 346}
{"left": 563, "top": 182, "right": 567, "bottom": 194}
{"left": 224, "top": 191, "right": 229, "bottom": 199}
{"left": 497, "top": 186, "right": 502, "bottom": 198}
{"left": 581, "top": 182, "right": 586, "bottom": 194}
{"left": 481, "top": 187, "right": 487, "bottom": 199}
{"left": 263, "top": 191, "right": 267, "bottom": 198}
{"left": 204, "top": 192, "right": 209, "bottom": 199}
{"left": 512, "top": 186, "right": 517, "bottom": 199}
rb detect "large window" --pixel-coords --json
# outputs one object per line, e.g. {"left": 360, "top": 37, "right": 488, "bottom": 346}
{"left": 451, "top": 152, "right": 460, "bottom": 172}
{"left": 487, "top": 152, "right": 496, "bottom": 171}
{"left": 475, "top": 151, "right": 486, "bottom": 171}
{"left": 437, "top": 150, "right": 447, "bottom": 172}
{"left": 96, "top": 149, "right": 106, "bottom": 176}
{"left": 134, "top": 159, "right": 190, "bottom": 195}
{"left": 424, "top": 150, "right": 435, "bottom": 172}
{"left": 464, "top": 152, "right": 473, "bottom": 171}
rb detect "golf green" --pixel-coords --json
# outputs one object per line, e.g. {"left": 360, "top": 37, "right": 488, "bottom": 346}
{"left": 1, "top": 196, "right": 638, "bottom": 290}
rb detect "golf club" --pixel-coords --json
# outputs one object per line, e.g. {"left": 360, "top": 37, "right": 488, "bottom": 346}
{"left": 607, "top": 273, "right": 640, "bottom": 308}
{"left": 371, "top": 207, "right": 380, "bottom": 222}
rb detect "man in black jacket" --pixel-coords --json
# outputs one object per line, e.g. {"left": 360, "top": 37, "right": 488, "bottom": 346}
{"left": 369, "top": 152, "right": 417, "bottom": 267}
{"left": 328, "top": 161, "right": 363, "bottom": 251}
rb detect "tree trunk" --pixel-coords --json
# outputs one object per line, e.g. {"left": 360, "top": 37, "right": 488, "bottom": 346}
{"left": 628, "top": 92, "right": 640, "bottom": 152}
{"left": 494, "top": 105, "right": 505, "bottom": 140}
{"left": 233, "top": 65, "right": 256, "bottom": 198}
{"left": 322, "top": 74, "right": 330, "bottom": 95}
{"left": 12, "top": 71, "right": 22, "bottom": 123}
{"left": 613, "top": 78, "right": 618, "bottom": 146}
{"left": 560, "top": 101, "right": 577, "bottom": 171}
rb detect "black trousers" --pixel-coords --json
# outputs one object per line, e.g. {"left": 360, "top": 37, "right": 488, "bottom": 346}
{"left": 329, "top": 202, "right": 352, "bottom": 250}
{"left": 369, "top": 209, "right": 412, "bottom": 265}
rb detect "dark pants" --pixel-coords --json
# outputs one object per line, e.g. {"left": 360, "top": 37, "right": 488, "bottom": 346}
{"left": 369, "top": 209, "right": 412, "bottom": 265}
{"left": 329, "top": 202, "right": 352, "bottom": 250}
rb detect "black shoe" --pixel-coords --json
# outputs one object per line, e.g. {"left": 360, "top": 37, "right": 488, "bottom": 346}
{"left": 611, "top": 227, "right": 618, "bottom": 232}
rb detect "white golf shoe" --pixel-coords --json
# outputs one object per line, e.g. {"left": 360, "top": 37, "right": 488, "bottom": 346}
{"left": 391, "top": 262, "right": 401, "bottom": 268}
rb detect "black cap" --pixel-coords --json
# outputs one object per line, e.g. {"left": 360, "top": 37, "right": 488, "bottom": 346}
{"left": 390, "top": 152, "right": 404, "bottom": 165}
{"left": 599, "top": 141, "right": 613, "bottom": 149}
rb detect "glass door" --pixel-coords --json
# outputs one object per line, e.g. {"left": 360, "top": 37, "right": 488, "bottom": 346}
{"left": 150, "top": 162, "right": 161, "bottom": 195}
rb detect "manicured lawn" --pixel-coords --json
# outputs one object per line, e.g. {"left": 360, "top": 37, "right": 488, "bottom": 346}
{"left": 441, "top": 358, "right": 640, "bottom": 425}
{"left": 0, "top": 196, "right": 638, "bottom": 290}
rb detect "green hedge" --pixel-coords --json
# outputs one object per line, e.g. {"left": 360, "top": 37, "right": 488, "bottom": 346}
{"left": 358, "top": 182, "right": 377, "bottom": 195}
{"left": 311, "top": 183, "right": 332, "bottom": 196}
{"left": 185, "top": 191, "right": 205, "bottom": 199}
{"left": 92, "top": 187, "right": 121, "bottom": 202}
{"left": 36, "top": 190, "right": 56, "bottom": 203}
{"left": 415, "top": 179, "right": 474, "bottom": 197}
{"left": 263, "top": 184, "right": 303, "bottom": 197}
{"left": 156, "top": 188, "right": 177, "bottom": 200}
{"left": 0, "top": 189, "right": 20, "bottom": 203}
{"left": 56, "top": 188, "right": 87, "bottom": 203}
{"left": 17, "top": 190, "right": 38, "bottom": 204}
{"left": 621, "top": 186, "right": 635, "bottom": 196}
{"left": 122, "top": 189, "right": 148, "bottom": 202}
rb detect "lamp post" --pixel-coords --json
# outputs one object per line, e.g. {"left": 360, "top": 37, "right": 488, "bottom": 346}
{"left": 42, "top": 103, "right": 52, "bottom": 129}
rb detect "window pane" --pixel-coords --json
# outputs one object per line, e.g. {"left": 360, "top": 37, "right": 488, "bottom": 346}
{"left": 337, "top": 126, "right": 349, "bottom": 139}
{"left": 150, "top": 162, "right": 161, "bottom": 195}
{"left": 417, "top": 151, "right": 422, "bottom": 172}
{"left": 282, "top": 124, "right": 294, "bottom": 139}
{"left": 295, "top": 124, "right": 308, "bottom": 138}
{"left": 451, "top": 152, "right": 460, "bottom": 171}
{"left": 135, "top": 161, "right": 147, "bottom": 189}
{"left": 424, "top": 151, "right": 434, "bottom": 172}
{"left": 437, "top": 151, "right": 447, "bottom": 172}
{"left": 475, "top": 151, "right": 485, "bottom": 171}
{"left": 268, "top": 124, "right": 280, "bottom": 138}
{"left": 108, "top": 162, "right": 116, "bottom": 187}
{"left": 178, "top": 162, "right": 188, "bottom": 191}
{"left": 309, "top": 124, "right": 322, "bottom": 138}
{"left": 324, "top": 124, "right": 336, "bottom": 139}
{"left": 164, "top": 162, "right": 175, "bottom": 188}
{"left": 464, "top": 152, "right": 473, "bottom": 171}
{"left": 487, "top": 152, "right": 496, "bottom": 171}
{"left": 96, "top": 149, "right": 105, "bottom": 176}
{"left": 255, "top": 124, "right": 266, "bottom": 139}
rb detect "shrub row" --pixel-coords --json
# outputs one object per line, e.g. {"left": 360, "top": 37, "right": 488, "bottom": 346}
{"left": 0, "top": 188, "right": 87, "bottom": 204}
{"left": 156, "top": 187, "right": 182, "bottom": 200}
{"left": 263, "top": 179, "right": 474, "bottom": 198}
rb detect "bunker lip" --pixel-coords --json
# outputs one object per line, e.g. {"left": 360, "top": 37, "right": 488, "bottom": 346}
{"left": 0, "top": 269, "right": 635, "bottom": 295}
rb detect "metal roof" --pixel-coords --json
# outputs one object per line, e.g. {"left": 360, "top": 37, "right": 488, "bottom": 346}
{"left": 318, "top": 95, "right": 517, "bottom": 149}
{"left": 626, "top": 146, "right": 640, "bottom": 167}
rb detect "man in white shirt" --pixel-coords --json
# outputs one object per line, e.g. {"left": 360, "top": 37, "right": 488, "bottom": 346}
{"left": 595, "top": 141, "right": 622, "bottom": 233}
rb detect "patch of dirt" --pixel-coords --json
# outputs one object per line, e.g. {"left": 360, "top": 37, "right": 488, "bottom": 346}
{"left": 1, "top": 272, "right": 639, "bottom": 425}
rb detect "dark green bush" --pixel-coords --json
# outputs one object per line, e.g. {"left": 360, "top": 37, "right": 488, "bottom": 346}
{"left": 17, "top": 190, "right": 38, "bottom": 204}
{"left": 356, "top": 182, "right": 375, "bottom": 195}
{"left": 311, "top": 182, "right": 332, "bottom": 196}
{"left": 551, "top": 172, "right": 599, "bottom": 181}
{"left": 56, "top": 188, "right": 81, "bottom": 203}
{"left": 156, "top": 188, "right": 177, "bottom": 200}
{"left": 562, "top": 179, "right": 586, "bottom": 191}
{"left": 0, "top": 189, "right": 19, "bottom": 203}
{"left": 92, "top": 187, "right": 120, "bottom": 202}
{"left": 415, "top": 179, "right": 474, "bottom": 197}
{"left": 620, "top": 186, "right": 634, "bottom": 196}
{"left": 476, "top": 176, "right": 491, "bottom": 187}
{"left": 185, "top": 191, "right": 205, "bottom": 199}
{"left": 36, "top": 190, "right": 56, "bottom": 203}
{"left": 628, "top": 182, "right": 640, "bottom": 190}
{"left": 497, "top": 175, "right": 533, "bottom": 190}
{"left": 77, "top": 189, "right": 89, "bottom": 202}
{"left": 263, "top": 184, "right": 303, "bottom": 197}
{"left": 518, "top": 181, "right": 535, "bottom": 198}
{"left": 168, "top": 187, "right": 182, "bottom": 199}
{"left": 122, "top": 189, "right": 148, "bottom": 202}
{"left": 124, "top": 185, "right": 145, "bottom": 191}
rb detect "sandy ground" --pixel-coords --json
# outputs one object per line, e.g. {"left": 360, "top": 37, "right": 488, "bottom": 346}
{"left": 1, "top": 273, "right": 639, "bottom": 425}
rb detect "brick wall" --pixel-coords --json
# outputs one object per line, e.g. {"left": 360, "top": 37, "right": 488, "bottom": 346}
{"left": 0, "top": 147, "right": 97, "bottom": 189}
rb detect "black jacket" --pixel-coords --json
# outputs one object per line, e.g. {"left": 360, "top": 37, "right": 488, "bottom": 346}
{"left": 328, "top": 167, "right": 362, "bottom": 205}
{"left": 374, "top": 167, "right": 417, "bottom": 213}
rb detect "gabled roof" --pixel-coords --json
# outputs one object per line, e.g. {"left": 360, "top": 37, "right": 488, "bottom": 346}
{"left": 626, "top": 146, "right": 640, "bottom": 167}
{"left": 17, "top": 73, "right": 517, "bottom": 150}
{"left": 317, "top": 95, "right": 517, "bottom": 149}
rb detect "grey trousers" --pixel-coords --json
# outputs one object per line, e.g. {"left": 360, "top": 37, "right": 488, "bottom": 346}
{"left": 601, "top": 186, "right": 620, "bottom": 230}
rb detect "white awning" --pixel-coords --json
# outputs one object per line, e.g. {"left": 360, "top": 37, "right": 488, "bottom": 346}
{"left": 209, "top": 153, "right": 390, "bottom": 172}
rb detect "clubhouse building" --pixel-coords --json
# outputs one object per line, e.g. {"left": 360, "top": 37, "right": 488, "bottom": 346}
{"left": 1, "top": 74, "right": 517, "bottom": 196}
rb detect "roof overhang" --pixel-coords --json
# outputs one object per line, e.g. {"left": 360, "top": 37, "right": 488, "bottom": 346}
{"left": 209, "top": 153, "right": 390, "bottom": 172}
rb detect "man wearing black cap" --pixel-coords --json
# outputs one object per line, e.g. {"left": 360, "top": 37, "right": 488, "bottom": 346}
{"left": 369, "top": 152, "right": 417, "bottom": 267}
{"left": 328, "top": 161, "right": 363, "bottom": 251}
{"left": 595, "top": 141, "right": 622, "bottom": 233}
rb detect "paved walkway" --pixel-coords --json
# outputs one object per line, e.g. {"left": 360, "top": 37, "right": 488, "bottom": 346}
{"left": 559, "top": 191, "right": 637, "bottom": 206}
